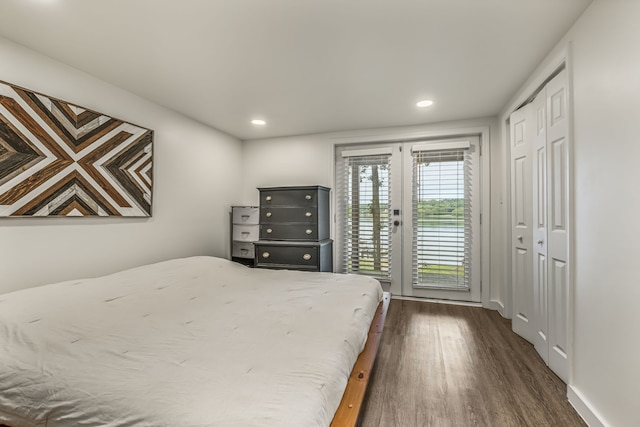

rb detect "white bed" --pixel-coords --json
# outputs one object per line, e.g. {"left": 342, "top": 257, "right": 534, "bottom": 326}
{"left": 0, "top": 256, "right": 383, "bottom": 427}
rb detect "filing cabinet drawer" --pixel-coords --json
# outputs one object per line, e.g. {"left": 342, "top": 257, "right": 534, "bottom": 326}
{"left": 232, "top": 206, "right": 259, "bottom": 224}
{"left": 260, "top": 223, "right": 328, "bottom": 241}
{"left": 232, "top": 241, "right": 255, "bottom": 259}
{"left": 233, "top": 224, "right": 259, "bottom": 242}
{"left": 230, "top": 205, "right": 260, "bottom": 267}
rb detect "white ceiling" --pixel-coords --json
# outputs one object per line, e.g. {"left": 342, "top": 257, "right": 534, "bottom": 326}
{"left": 0, "top": 0, "right": 592, "bottom": 140}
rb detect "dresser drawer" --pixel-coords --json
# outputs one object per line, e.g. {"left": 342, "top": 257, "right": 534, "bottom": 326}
{"left": 254, "top": 240, "right": 333, "bottom": 272}
{"left": 256, "top": 244, "right": 318, "bottom": 269}
{"left": 232, "top": 206, "right": 259, "bottom": 224}
{"left": 233, "top": 224, "right": 259, "bottom": 242}
{"left": 260, "top": 189, "right": 319, "bottom": 207}
{"left": 232, "top": 241, "right": 255, "bottom": 259}
{"left": 260, "top": 223, "right": 329, "bottom": 241}
{"left": 260, "top": 206, "right": 318, "bottom": 224}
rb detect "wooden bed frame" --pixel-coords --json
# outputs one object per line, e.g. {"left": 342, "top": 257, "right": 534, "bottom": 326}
{"left": 331, "top": 291, "right": 390, "bottom": 427}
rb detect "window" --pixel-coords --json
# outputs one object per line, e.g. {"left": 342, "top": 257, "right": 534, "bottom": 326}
{"left": 336, "top": 148, "right": 392, "bottom": 280}
{"left": 412, "top": 141, "right": 473, "bottom": 289}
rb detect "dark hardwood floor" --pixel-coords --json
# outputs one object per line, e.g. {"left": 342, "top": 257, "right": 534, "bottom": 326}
{"left": 358, "top": 299, "right": 586, "bottom": 427}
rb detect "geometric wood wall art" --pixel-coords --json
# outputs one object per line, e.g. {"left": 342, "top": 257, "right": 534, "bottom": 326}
{"left": 0, "top": 80, "right": 153, "bottom": 217}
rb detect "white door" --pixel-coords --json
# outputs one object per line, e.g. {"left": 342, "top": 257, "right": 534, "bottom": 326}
{"left": 509, "top": 69, "right": 570, "bottom": 383}
{"left": 336, "top": 137, "right": 482, "bottom": 302}
{"left": 532, "top": 89, "right": 550, "bottom": 363}
{"left": 544, "top": 70, "right": 570, "bottom": 382}
{"left": 401, "top": 137, "right": 481, "bottom": 302}
{"left": 510, "top": 106, "right": 535, "bottom": 342}
{"left": 335, "top": 145, "right": 403, "bottom": 293}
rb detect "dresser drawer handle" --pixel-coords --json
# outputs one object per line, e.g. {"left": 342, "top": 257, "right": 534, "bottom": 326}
{"left": 305, "top": 194, "right": 312, "bottom": 200}
{"left": 262, "top": 252, "right": 270, "bottom": 258}
{"left": 305, "top": 212, "right": 312, "bottom": 217}
{"left": 303, "top": 254, "right": 312, "bottom": 261}
{"left": 305, "top": 229, "right": 312, "bottom": 235}
{"left": 266, "top": 228, "right": 273, "bottom": 234}
{"left": 265, "top": 196, "right": 272, "bottom": 201}
{"left": 266, "top": 212, "right": 272, "bottom": 218}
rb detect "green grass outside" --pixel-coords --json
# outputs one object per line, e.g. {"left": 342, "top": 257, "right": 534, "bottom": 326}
{"left": 418, "top": 264, "right": 464, "bottom": 276}
{"left": 349, "top": 260, "right": 463, "bottom": 277}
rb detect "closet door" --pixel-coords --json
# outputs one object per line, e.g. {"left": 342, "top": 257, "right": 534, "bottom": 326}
{"left": 510, "top": 106, "right": 534, "bottom": 343}
{"left": 532, "top": 90, "right": 549, "bottom": 363}
{"left": 511, "top": 68, "right": 570, "bottom": 383}
{"left": 545, "top": 70, "right": 570, "bottom": 383}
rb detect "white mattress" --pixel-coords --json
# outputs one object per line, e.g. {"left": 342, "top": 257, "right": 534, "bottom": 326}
{"left": 0, "top": 256, "right": 382, "bottom": 427}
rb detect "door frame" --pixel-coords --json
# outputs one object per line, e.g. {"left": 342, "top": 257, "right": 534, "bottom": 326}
{"left": 331, "top": 124, "right": 492, "bottom": 302}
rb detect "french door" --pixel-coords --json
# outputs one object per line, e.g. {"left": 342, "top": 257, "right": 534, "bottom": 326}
{"left": 335, "top": 136, "right": 481, "bottom": 302}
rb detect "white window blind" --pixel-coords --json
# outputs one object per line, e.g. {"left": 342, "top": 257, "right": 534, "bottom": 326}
{"left": 412, "top": 145, "right": 472, "bottom": 289}
{"left": 337, "top": 151, "right": 392, "bottom": 280}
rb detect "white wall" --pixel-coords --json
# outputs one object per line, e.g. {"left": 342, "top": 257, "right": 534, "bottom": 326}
{"left": 242, "top": 118, "right": 503, "bottom": 308}
{"left": 499, "top": 1, "right": 640, "bottom": 425}
{"left": 0, "top": 37, "right": 243, "bottom": 293}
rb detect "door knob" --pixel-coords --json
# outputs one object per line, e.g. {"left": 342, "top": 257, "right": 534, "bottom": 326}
{"left": 517, "top": 235, "right": 523, "bottom": 242}
{"left": 393, "top": 220, "right": 400, "bottom": 226}
{"left": 538, "top": 240, "right": 544, "bottom": 245}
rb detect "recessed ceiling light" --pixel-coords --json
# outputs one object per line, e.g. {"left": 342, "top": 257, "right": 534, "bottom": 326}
{"left": 251, "top": 119, "right": 266, "bottom": 126}
{"left": 416, "top": 99, "right": 434, "bottom": 108}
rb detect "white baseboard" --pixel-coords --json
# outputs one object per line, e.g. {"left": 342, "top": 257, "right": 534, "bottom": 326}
{"left": 567, "top": 385, "right": 607, "bottom": 427}
{"left": 485, "top": 299, "right": 506, "bottom": 316}
{"left": 390, "top": 295, "right": 482, "bottom": 307}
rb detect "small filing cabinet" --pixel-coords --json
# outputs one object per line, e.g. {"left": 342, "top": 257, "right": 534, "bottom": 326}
{"left": 231, "top": 206, "right": 259, "bottom": 266}
{"left": 254, "top": 186, "right": 333, "bottom": 272}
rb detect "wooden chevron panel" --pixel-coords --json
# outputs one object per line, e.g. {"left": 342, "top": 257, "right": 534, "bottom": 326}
{"left": 0, "top": 80, "right": 153, "bottom": 217}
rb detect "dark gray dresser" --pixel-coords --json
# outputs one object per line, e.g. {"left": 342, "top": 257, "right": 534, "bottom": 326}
{"left": 254, "top": 186, "right": 333, "bottom": 272}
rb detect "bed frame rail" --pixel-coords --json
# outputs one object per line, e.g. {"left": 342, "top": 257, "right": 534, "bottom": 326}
{"left": 330, "top": 292, "right": 390, "bottom": 427}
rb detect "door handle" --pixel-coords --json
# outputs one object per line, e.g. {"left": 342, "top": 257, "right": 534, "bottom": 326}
{"left": 517, "top": 235, "right": 523, "bottom": 242}
{"left": 537, "top": 240, "right": 544, "bottom": 245}
{"left": 393, "top": 220, "right": 400, "bottom": 226}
